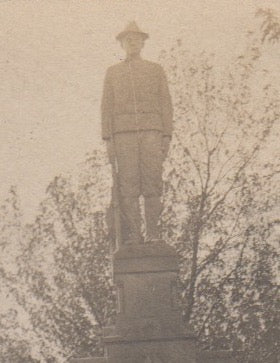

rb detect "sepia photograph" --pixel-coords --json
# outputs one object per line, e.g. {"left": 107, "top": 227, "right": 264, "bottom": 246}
{"left": 0, "top": 0, "right": 279, "bottom": 362}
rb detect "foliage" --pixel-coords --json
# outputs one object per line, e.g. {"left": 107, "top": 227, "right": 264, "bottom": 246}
{"left": 158, "top": 12, "right": 280, "bottom": 361}
{"left": 0, "top": 155, "right": 115, "bottom": 362}
{"left": 256, "top": 8, "right": 280, "bottom": 43}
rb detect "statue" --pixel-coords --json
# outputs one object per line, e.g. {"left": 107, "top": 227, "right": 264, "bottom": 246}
{"left": 101, "top": 21, "right": 173, "bottom": 246}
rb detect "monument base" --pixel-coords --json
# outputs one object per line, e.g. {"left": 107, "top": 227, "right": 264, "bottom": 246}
{"left": 68, "top": 242, "right": 238, "bottom": 363}
{"left": 197, "top": 350, "right": 238, "bottom": 363}
{"left": 70, "top": 359, "right": 107, "bottom": 363}
{"left": 104, "top": 334, "right": 196, "bottom": 363}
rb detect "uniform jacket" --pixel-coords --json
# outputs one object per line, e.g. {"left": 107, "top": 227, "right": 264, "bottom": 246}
{"left": 101, "top": 58, "right": 173, "bottom": 140}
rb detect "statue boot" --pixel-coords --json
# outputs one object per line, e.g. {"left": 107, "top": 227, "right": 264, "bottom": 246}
{"left": 144, "top": 196, "right": 162, "bottom": 242}
{"left": 121, "top": 197, "right": 142, "bottom": 245}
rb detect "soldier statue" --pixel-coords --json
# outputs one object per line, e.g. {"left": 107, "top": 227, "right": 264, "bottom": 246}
{"left": 101, "top": 21, "right": 173, "bottom": 246}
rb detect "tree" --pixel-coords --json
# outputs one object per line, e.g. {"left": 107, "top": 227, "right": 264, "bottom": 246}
{"left": 257, "top": 8, "right": 280, "bottom": 43}
{"left": 17, "top": 150, "right": 115, "bottom": 361}
{"left": 158, "top": 11, "right": 280, "bottom": 360}
{"left": 0, "top": 188, "right": 46, "bottom": 362}
{"left": 0, "top": 152, "right": 115, "bottom": 362}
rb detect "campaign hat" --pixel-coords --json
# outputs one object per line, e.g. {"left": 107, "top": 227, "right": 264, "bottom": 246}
{"left": 116, "top": 21, "right": 149, "bottom": 41}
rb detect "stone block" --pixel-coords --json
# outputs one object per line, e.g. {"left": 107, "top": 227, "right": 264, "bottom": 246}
{"left": 69, "top": 241, "right": 198, "bottom": 362}
{"left": 105, "top": 334, "right": 197, "bottom": 363}
{"left": 112, "top": 241, "right": 186, "bottom": 342}
{"left": 197, "top": 350, "right": 238, "bottom": 363}
{"left": 113, "top": 241, "right": 179, "bottom": 275}
{"left": 69, "top": 358, "right": 108, "bottom": 363}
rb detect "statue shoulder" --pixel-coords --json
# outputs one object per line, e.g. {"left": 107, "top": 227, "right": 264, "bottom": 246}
{"left": 106, "top": 61, "right": 126, "bottom": 75}
{"left": 142, "top": 60, "right": 166, "bottom": 75}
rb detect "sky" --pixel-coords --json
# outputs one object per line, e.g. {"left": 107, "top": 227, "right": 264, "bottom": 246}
{"left": 1, "top": 0, "right": 280, "bottom": 222}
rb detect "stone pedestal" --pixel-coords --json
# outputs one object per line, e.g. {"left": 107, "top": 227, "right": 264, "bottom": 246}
{"left": 70, "top": 359, "right": 107, "bottom": 363}
{"left": 69, "top": 242, "right": 241, "bottom": 363}
{"left": 104, "top": 241, "right": 197, "bottom": 362}
{"left": 197, "top": 350, "right": 238, "bottom": 363}
{"left": 70, "top": 241, "right": 197, "bottom": 362}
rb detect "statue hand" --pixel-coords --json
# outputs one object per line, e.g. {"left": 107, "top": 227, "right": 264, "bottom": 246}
{"left": 162, "top": 136, "right": 171, "bottom": 159}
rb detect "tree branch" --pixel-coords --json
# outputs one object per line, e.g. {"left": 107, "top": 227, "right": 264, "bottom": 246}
{"left": 198, "top": 241, "right": 247, "bottom": 337}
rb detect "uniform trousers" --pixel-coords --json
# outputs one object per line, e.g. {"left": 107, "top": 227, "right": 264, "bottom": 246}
{"left": 113, "top": 130, "right": 164, "bottom": 243}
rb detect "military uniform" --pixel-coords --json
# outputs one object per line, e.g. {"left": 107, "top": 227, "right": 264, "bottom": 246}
{"left": 101, "top": 24, "right": 173, "bottom": 244}
{"left": 101, "top": 59, "right": 173, "bottom": 139}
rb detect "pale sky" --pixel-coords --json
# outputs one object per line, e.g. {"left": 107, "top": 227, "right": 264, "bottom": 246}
{"left": 1, "top": 0, "right": 280, "bottom": 222}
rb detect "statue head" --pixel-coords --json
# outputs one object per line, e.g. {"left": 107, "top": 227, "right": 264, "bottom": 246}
{"left": 116, "top": 21, "right": 148, "bottom": 58}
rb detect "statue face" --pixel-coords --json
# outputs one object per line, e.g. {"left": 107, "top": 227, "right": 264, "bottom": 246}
{"left": 121, "top": 32, "right": 145, "bottom": 57}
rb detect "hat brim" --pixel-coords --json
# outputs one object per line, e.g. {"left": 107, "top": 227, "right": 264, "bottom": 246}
{"left": 116, "top": 31, "right": 149, "bottom": 41}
